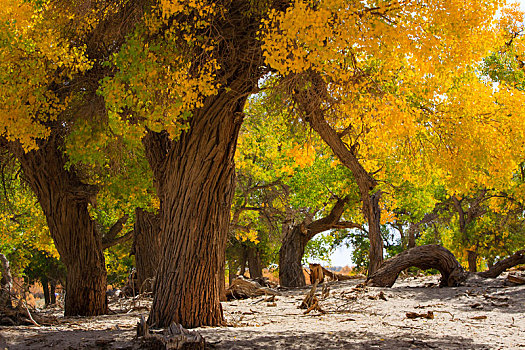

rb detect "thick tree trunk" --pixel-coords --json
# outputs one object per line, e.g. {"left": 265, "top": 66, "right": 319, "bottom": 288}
{"left": 467, "top": 250, "right": 478, "bottom": 273}
{"left": 13, "top": 136, "right": 107, "bottom": 316}
{"left": 247, "top": 246, "right": 263, "bottom": 279}
{"left": 367, "top": 245, "right": 468, "bottom": 287}
{"left": 145, "top": 78, "right": 256, "bottom": 328}
{"left": 478, "top": 250, "right": 525, "bottom": 278}
{"left": 279, "top": 225, "right": 309, "bottom": 287}
{"left": 132, "top": 208, "right": 160, "bottom": 294}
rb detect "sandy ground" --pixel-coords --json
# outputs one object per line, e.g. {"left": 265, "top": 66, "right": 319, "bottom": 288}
{"left": 1, "top": 273, "right": 524, "bottom": 349}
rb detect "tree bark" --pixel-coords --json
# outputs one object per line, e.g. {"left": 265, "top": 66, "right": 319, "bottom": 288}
{"left": 367, "top": 245, "right": 468, "bottom": 287}
{"left": 478, "top": 250, "right": 525, "bottom": 278}
{"left": 50, "top": 280, "right": 56, "bottom": 305}
{"left": 247, "top": 246, "right": 263, "bottom": 279}
{"left": 279, "top": 224, "right": 309, "bottom": 287}
{"left": 41, "top": 277, "right": 51, "bottom": 306}
{"left": 239, "top": 247, "right": 248, "bottom": 277}
{"left": 467, "top": 250, "right": 478, "bottom": 273}
{"left": 145, "top": 69, "right": 260, "bottom": 327}
{"left": 131, "top": 208, "right": 160, "bottom": 294}
{"left": 12, "top": 135, "right": 107, "bottom": 316}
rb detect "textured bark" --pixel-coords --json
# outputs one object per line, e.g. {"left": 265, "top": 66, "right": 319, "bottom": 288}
{"left": 367, "top": 245, "right": 468, "bottom": 287}
{"left": 12, "top": 135, "right": 107, "bottom": 316}
{"left": 279, "top": 224, "right": 309, "bottom": 287}
{"left": 50, "top": 280, "right": 56, "bottom": 305}
{"left": 247, "top": 247, "right": 263, "bottom": 279}
{"left": 145, "top": 93, "right": 244, "bottom": 327}
{"left": 143, "top": 0, "right": 269, "bottom": 327}
{"left": 467, "top": 250, "right": 478, "bottom": 273}
{"left": 478, "top": 250, "right": 525, "bottom": 278}
{"left": 132, "top": 208, "right": 160, "bottom": 294}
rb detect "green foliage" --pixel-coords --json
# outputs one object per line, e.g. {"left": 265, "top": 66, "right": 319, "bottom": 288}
{"left": 303, "top": 233, "right": 335, "bottom": 265}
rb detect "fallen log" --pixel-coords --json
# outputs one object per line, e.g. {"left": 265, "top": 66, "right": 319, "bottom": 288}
{"left": 225, "top": 277, "right": 279, "bottom": 300}
{"left": 506, "top": 274, "right": 525, "bottom": 285}
{"left": 367, "top": 245, "right": 468, "bottom": 287}
{"left": 478, "top": 250, "right": 525, "bottom": 278}
{"left": 321, "top": 266, "right": 363, "bottom": 281}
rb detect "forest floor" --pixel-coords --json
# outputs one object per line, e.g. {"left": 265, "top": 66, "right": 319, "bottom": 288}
{"left": 0, "top": 273, "right": 524, "bottom": 349}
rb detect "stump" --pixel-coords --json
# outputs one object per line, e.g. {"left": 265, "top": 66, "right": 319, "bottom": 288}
{"left": 367, "top": 245, "right": 468, "bottom": 287}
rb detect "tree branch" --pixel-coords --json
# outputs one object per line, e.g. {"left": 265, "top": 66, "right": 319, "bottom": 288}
{"left": 103, "top": 230, "right": 134, "bottom": 250}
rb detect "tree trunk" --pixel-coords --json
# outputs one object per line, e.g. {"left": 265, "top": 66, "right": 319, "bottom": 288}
{"left": 367, "top": 245, "right": 468, "bottom": 287}
{"left": 145, "top": 77, "right": 257, "bottom": 328}
{"left": 50, "top": 280, "right": 56, "bottom": 305}
{"left": 478, "top": 250, "right": 525, "bottom": 278}
{"left": 41, "top": 277, "right": 51, "bottom": 306}
{"left": 306, "top": 110, "right": 383, "bottom": 275}
{"left": 247, "top": 246, "right": 263, "bottom": 279}
{"left": 227, "top": 259, "right": 234, "bottom": 286}
{"left": 219, "top": 255, "right": 227, "bottom": 302}
{"left": 364, "top": 191, "right": 384, "bottom": 275}
{"left": 279, "top": 225, "right": 309, "bottom": 287}
{"left": 132, "top": 208, "right": 160, "bottom": 294}
{"left": 13, "top": 135, "right": 107, "bottom": 316}
{"left": 239, "top": 247, "right": 248, "bottom": 277}
{"left": 467, "top": 250, "right": 478, "bottom": 273}
{"left": 0, "top": 253, "right": 13, "bottom": 308}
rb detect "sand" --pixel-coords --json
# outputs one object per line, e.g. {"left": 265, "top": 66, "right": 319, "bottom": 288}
{"left": 1, "top": 273, "right": 524, "bottom": 349}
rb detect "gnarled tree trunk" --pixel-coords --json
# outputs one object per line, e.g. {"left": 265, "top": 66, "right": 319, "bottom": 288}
{"left": 279, "top": 224, "right": 309, "bottom": 287}
{"left": 13, "top": 135, "right": 107, "bottom": 316}
{"left": 132, "top": 208, "right": 160, "bottom": 294}
{"left": 478, "top": 250, "right": 525, "bottom": 278}
{"left": 367, "top": 245, "right": 468, "bottom": 287}
{"left": 145, "top": 76, "right": 258, "bottom": 328}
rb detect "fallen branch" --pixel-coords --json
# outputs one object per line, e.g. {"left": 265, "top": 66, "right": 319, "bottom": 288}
{"left": 478, "top": 250, "right": 525, "bottom": 278}
{"left": 367, "top": 245, "right": 468, "bottom": 287}
{"left": 226, "top": 277, "right": 279, "bottom": 300}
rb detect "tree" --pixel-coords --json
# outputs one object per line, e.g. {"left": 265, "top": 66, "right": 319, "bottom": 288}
{"left": 0, "top": 1, "right": 154, "bottom": 316}
{"left": 3, "top": 0, "right": 523, "bottom": 328}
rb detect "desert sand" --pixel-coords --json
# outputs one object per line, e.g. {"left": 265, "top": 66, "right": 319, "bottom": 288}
{"left": 1, "top": 273, "right": 524, "bottom": 349}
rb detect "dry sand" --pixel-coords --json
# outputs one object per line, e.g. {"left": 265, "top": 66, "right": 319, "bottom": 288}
{"left": 1, "top": 273, "right": 524, "bottom": 349}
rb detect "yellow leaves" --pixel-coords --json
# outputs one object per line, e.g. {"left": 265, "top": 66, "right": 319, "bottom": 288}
{"left": 287, "top": 143, "right": 316, "bottom": 168}
{"left": 234, "top": 229, "right": 260, "bottom": 245}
